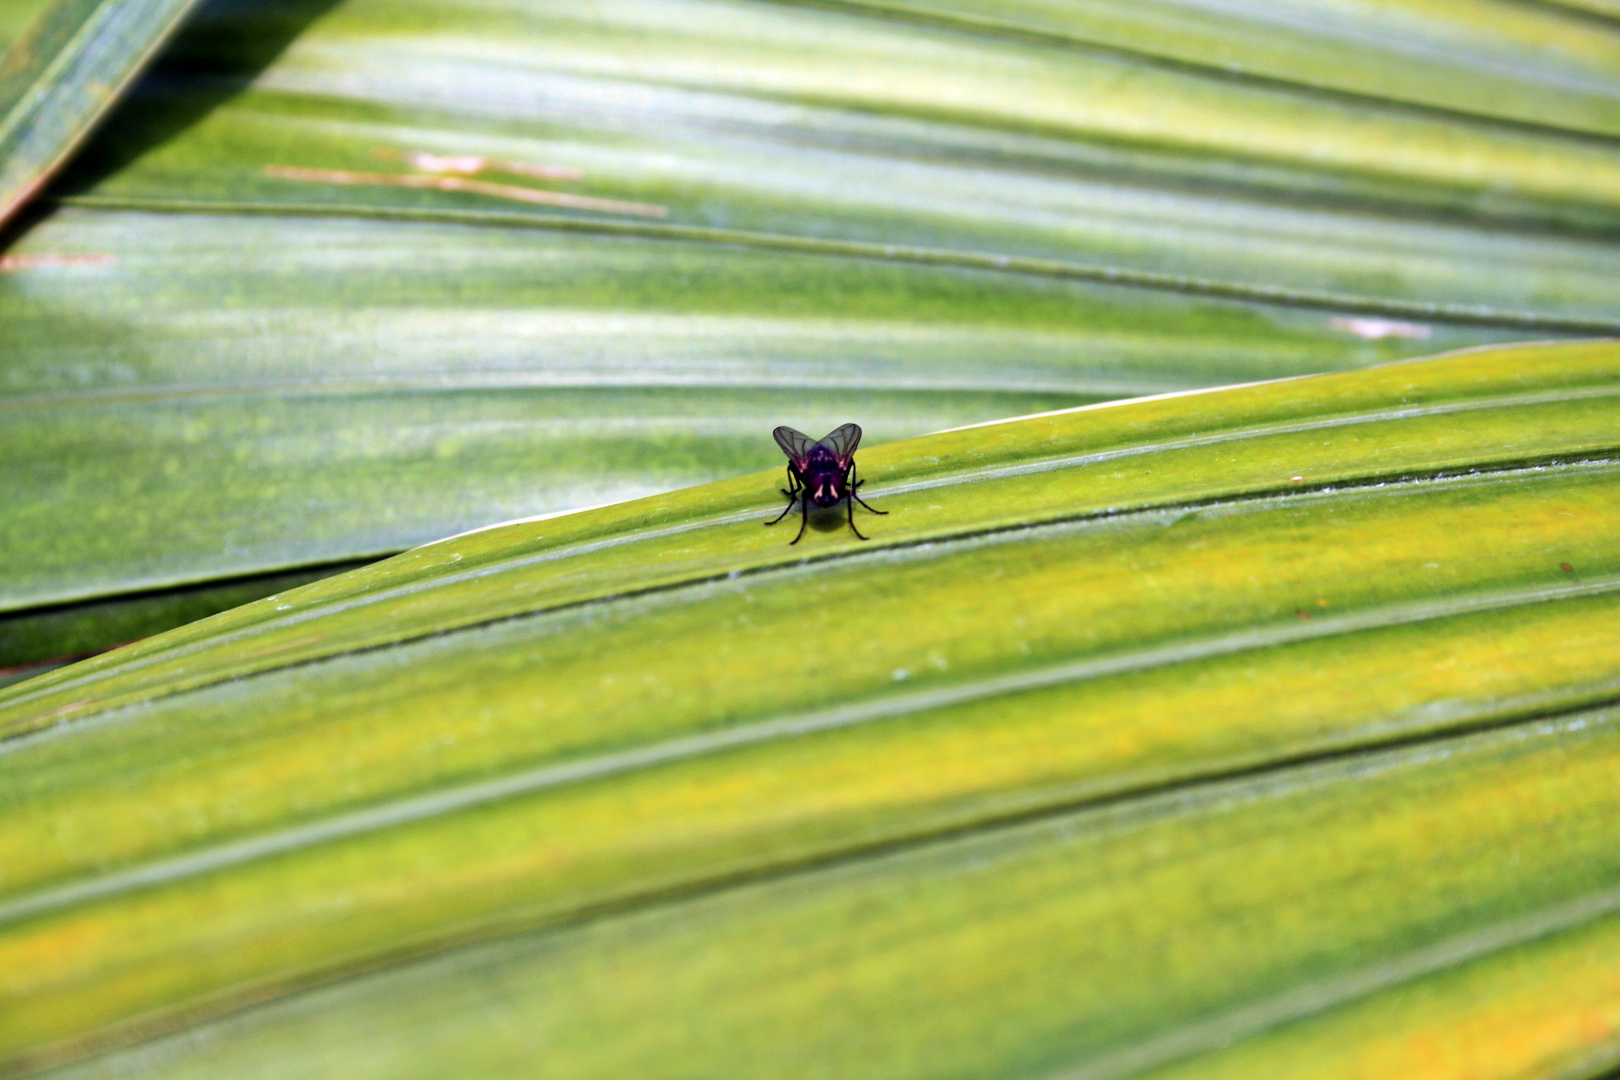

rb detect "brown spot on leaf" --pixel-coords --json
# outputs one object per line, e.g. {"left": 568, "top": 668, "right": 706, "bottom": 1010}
{"left": 0, "top": 253, "right": 115, "bottom": 271}
{"left": 264, "top": 165, "right": 666, "bottom": 218}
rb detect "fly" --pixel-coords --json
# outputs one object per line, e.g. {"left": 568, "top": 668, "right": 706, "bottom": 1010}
{"left": 766, "top": 422, "right": 888, "bottom": 544}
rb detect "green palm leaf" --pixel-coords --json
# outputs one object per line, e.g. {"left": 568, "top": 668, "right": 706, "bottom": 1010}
{"left": 4, "top": 0, "right": 1620, "bottom": 1070}
{"left": 0, "top": 0, "right": 202, "bottom": 223}
{"left": 2, "top": 342, "right": 1617, "bottom": 1076}
{"left": 7, "top": 0, "right": 1620, "bottom": 667}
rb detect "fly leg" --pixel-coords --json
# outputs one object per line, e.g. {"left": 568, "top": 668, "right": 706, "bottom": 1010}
{"left": 845, "top": 491, "right": 870, "bottom": 540}
{"left": 791, "top": 489, "right": 810, "bottom": 544}
{"left": 849, "top": 465, "right": 887, "bottom": 515}
{"left": 766, "top": 498, "right": 796, "bottom": 526}
{"left": 766, "top": 469, "right": 801, "bottom": 527}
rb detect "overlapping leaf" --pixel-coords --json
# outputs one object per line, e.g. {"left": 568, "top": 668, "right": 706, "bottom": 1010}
{"left": 7, "top": 0, "right": 1620, "bottom": 667}
{"left": 3, "top": 342, "right": 1618, "bottom": 1077}
{"left": 0, "top": 210, "right": 1523, "bottom": 626}
{"left": 0, "top": 0, "right": 203, "bottom": 225}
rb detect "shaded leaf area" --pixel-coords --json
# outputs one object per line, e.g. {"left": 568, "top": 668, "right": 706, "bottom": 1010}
{"left": 2, "top": 342, "right": 1617, "bottom": 1076}
{"left": 0, "top": 207, "right": 1512, "bottom": 659}
{"left": 0, "top": 560, "right": 370, "bottom": 670}
{"left": 0, "top": 663, "right": 68, "bottom": 691}
{"left": 0, "top": 0, "right": 202, "bottom": 226}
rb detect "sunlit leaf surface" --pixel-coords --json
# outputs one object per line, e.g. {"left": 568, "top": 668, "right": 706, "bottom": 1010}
{"left": 2, "top": 342, "right": 1617, "bottom": 1077}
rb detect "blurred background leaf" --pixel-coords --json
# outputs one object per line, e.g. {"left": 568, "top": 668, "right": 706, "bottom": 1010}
{"left": 1, "top": 343, "right": 1617, "bottom": 1076}
{"left": 0, "top": 0, "right": 204, "bottom": 224}
{"left": 5, "top": 0, "right": 1620, "bottom": 672}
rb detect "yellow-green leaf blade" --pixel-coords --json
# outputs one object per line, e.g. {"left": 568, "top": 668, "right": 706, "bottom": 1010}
{"left": 2, "top": 343, "right": 1617, "bottom": 1074}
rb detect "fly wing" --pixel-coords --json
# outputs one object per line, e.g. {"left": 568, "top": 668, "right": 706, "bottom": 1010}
{"left": 818, "top": 422, "right": 862, "bottom": 468}
{"left": 773, "top": 426, "right": 817, "bottom": 469}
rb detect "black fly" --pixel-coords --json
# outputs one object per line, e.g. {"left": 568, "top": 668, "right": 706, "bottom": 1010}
{"left": 766, "top": 423, "right": 888, "bottom": 544}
